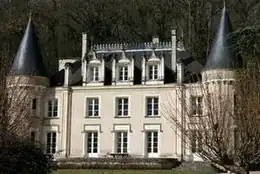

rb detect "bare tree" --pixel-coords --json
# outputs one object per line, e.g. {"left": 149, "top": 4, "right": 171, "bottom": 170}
{"left": 161, "top": 61, "right": 260, "bottom": 174}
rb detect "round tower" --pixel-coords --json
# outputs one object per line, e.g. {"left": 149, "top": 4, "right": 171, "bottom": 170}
{"left": 202, "top": 5, "right": 242, "bottom": 87}
{"left": 7, "top": 16, "right": 49, "bottom": 138}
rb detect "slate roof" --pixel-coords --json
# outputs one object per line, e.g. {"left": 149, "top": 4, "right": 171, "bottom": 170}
{"left": 204, "top": 5, "right": 242, "bottom": 70}
{"left": 11, "top": 16, "right": 47, "bottom": 77}
{"left": 50, "top": 49, "right": 203, "bottom": 86}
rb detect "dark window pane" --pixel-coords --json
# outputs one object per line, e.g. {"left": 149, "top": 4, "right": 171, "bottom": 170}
{"left": 32, "top": 98, "right": 37, "bottom": 109}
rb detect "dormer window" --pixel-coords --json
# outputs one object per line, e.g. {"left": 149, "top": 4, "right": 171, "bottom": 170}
{"left": 84, "top": 49, "right": 105, "bottom": 86}
{"left": 142, "top": 48, "right": 164, "bottom": 85}
{"left": 148, "top": 64, "right": 158, "bottom": 80}
{"left": 119, "top": 66, "right": 128, "bottom": 81}
{"left": 112, "top": 50, "right": 134, "bottom": 85}
{"left": 90, "top": 66, "right": 99, "bottom": 82}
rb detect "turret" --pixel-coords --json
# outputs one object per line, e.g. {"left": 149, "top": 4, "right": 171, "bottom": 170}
{"left": 202, "top": 5, "right": 242, "bottom": 83}
{"left": 7, "top": 15, "right": 49, "bottom": 139}
{"left": 10, "top": 15, "right": 49, "bottom": 87}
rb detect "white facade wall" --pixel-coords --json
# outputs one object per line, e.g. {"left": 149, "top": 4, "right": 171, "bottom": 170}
{"left": 41, "top": 84, "right": 194, "bottom": 160}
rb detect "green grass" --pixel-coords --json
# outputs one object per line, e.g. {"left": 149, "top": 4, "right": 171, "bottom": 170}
{"left": 56, "top": 169, "right": 202, "bottom": 174}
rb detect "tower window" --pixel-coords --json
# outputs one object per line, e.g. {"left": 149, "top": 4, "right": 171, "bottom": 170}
{"left": 32, "top": 98, "right": 37, "bottom": 110}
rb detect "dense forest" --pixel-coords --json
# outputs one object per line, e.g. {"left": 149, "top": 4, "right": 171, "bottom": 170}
{"left": 0, "top": 0, "right": 259, "bottom": 75}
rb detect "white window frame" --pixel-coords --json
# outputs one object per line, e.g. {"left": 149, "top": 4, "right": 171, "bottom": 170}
{"left": 89, "top": 66, "right": 99, "bottom": 82}
{"left": 116, "top": 97, "right": 129, "bottom": 117}
{"left": 86, "top": 131, "right": 98, "bottom": 157}
{"left": 191, "top": 96, "right": 202, "bottom": 116}
{"left": 146, "top": 131, "right": 159, "bottom": 157}
{"left": 148, "top": 64, "right": 159, "bottom": 80}
{"left": 47, "top": 98, "right": 58, "bottom": 118}
{"left": 118, "top": 65, "right": 128, "bottom": 81}
{"left": 115, "top": 131, "right": 128, "bottom": 154}
{"left": 86, "top": 97, "right": 99, "bottom": 117}
{"left": 146, "top": 96, "right": 159, "bottom": 116}
{"left": 46, "top": 131, "right": 57, "bottom": 154}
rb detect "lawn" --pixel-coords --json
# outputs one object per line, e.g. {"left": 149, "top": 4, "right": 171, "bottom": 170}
{"left": 56, "top": 169, "right": 203, "bottom": 174}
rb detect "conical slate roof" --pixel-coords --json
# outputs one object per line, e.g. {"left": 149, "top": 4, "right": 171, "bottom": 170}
{"left": 205, "top": 5, "right": 240, "bottom": 70}
{"left": 11, "top": 16, "right": 47, "bottom": 77}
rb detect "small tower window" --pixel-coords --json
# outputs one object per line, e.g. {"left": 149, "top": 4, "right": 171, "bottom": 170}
{"left": 90, "top": 66, "right": 99, "bottom": 82}
{"left": 32, "top": 98, "right": 37, "bottom": 110}
{"left": 119, "top": 66, "right": 128, "bottom": 81}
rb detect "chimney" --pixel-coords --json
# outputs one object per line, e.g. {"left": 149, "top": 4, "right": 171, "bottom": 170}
{"left": 152, "top": 36, "right": 159, "bottom": 45}
{"left": 171, "top": 29, "right": 177, "bottom": 72}
{"left": 64, "top": 63, "right": 72, "bottom": 87}
{"left": 177, "top": 58, "right": 184, "bottom": 84}
{"left": 81, "top": 33, "right": 87, "bottom": 76}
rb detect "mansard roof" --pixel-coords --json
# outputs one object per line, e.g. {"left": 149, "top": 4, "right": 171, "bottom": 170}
{"left": 204, "top": 5, "right": 241, "bottom": 70}
{"left": 11, "top": 17, "right": 47, "bottom": 77}
{"left": 50, "top": 48, "right": 203, "bottom": 86}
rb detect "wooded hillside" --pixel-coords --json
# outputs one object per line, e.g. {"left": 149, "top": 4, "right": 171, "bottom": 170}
{"left": 0, "top": 0, "right": 259, "bottom": 74}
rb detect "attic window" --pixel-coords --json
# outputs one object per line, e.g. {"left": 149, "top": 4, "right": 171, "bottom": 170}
{"left": 90, "top": 66, "right": 99, "bottom": 82}
{"left": 119, "top": 66, "right": 128, "bottom": 81}
{"left": 148, "top": 64, "right": 158, "bottom": 80}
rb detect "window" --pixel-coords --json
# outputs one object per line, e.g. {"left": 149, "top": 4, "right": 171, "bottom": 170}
{"left": 32, "top": 98, "right": 37, "bottom": 110}
{"left": 190, "top": 131, "right": 202, "bottom": 153}
{"left": 90, "top": 66, "right": 99, "bottom": 82}
{"left": 148, "top": 65, "right": 158, "bottom": 80}
{"left": 116, "top": 132, "right": 128, "bottom": 153}
{"left": 31, "top": 131, "right": 36, "bottom": 142}
{"left": 86, "top": 132, "right": 98, "bottom": 155}
{"left": 146, "top": 131, "right": 158, "bottom": 155}
{"left": 47, "top": 99, "right": 58, "bottom": 117}
{"left": 116, "top": 98, "right": 129, "bottom": 116}
{"left": 146, "top": 97, "right": 159, "bottom": 116}
{"left": 191, "top": 96, "right": 202, "bottom": 116}
{"left": 87, "top": 98, "right": 99, "bottom": 117}
{"left": 46, "top": 132, "right": 57, "bottom": 154}
{"left": 119, "top": 66, "right": 128, "bottom": 81}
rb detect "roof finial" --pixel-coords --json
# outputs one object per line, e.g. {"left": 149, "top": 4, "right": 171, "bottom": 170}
{"left": 29, "top": 11, "right": 32, "bottom": 22}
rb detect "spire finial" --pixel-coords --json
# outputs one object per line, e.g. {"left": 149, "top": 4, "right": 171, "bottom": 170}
{"left": 223, "top": 0, "right": 226, "bottom": 8}
{"left": 29, "top": 11, "right": 32, "bottom": 22}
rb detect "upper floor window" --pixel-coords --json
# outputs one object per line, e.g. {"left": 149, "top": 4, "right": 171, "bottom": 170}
{"left": 119, "top": 66, "right": 128, "bottom": 81}
{"left": 48, "top": 99, "right": 58, "bottom": 117}
{"left": 146, "top": 97, "right": 159, "bottom": 116}
{"left": 87, "top": 98, "right": 99, "bottom": 117}
{"left": 148, "top": 64, "right": 158, "bottom": 80}
{"left": 191, "top": 96, "right": 202, "bottom": 116}
{"left": 116, "top": 97, "right": 129, "bottom": 117}
{"left": 90, "top": 66, "right": 99, "bottom": 82}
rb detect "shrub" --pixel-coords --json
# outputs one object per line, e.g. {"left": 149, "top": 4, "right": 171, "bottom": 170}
{"left": 0, "top": 134, "right": 53, "bottom": 174}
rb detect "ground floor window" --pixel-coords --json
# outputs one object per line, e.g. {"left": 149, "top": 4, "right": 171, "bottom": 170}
{"left": 146, "top": 131, "right": 158, "bottom": 157}
{"left": 190, "top": 131, "right": 202, "bottom": 153}
{"left": 46, "top": 132, "right": 57, "bottom": 154}
{"left": 86, "top": 132, "right": 98, "bottom": 156}
{"left": 116, "top": 132, "right": 128, "bottom": 153}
